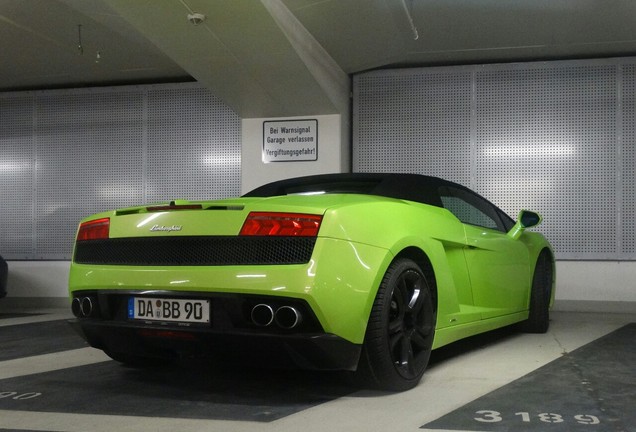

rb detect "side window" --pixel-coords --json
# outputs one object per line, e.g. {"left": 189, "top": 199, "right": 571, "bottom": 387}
{"left": 496, "top": 208, "right": 516, "bottom": 232}
{"left": 439, "top": 186, "right": 507, "bottom": 232}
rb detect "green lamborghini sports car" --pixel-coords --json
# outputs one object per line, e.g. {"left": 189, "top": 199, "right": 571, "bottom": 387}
{"left": 68, "top": 173, "right": 555, "bottom": 391}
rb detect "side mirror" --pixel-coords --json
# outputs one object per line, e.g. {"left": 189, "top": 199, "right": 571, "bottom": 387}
{"left": 520, "top": 210, "right": 542, "bottom": 228}
{"left": 507, "top": 210, "right": 542, "bottom": 240}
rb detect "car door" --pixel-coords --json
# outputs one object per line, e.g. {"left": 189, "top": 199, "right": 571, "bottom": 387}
{"left": 439, "top": 186, "right": 531, "bottom": 319}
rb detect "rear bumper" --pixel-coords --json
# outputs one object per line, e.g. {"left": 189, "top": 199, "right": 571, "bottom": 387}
{"left": 69, "top": 318, "right": 362, "bottom": 371}
{"left": 69, "top": 238, "right": 391, "bottom": 344}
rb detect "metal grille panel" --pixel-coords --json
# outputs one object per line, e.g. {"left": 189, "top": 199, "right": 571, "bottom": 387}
{"left": 146, "top": 87, "right": 240, "bottom": 202}
{"left": 353, "top": 71, "right": 472, "bottom": 186}
{"left": 475, "top": 65, "right": 617, "bottom": 258}
{"left": 354, "top": 59, "right": 636, "bottom": 260}
{"left": 74, "top": 237, "right": 316, "bottom": 266}
{"left": 0, "top": 84, "right": 241, "bottom": 260}
{"left": 35, "top": 91, "right": 145, "bottom": 259}
{"left": 623, "top": 65, "right": 636, "bottom": 257}
{"left": 0, "top": 96, "right": 35, "bottom": 258}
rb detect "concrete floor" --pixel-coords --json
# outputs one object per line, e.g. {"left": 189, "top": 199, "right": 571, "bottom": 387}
{"left": 0, "top": 309, "right": 633, "bottom": 432}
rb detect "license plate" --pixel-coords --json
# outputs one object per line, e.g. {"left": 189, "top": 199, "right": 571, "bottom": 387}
{"left": 128, "top": 297, "right": 210, "bottom": 324}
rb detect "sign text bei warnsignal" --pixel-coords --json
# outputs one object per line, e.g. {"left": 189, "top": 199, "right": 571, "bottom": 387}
{"left": 263, "top": 119, "right": 318, "bottom": 162}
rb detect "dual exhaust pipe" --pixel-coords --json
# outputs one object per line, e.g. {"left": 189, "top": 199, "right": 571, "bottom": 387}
{"left": 71, "top": 296, "right": 96, "bottom": 318}
{"left": 251, "top": 304, "right": 302, "bottom": 329}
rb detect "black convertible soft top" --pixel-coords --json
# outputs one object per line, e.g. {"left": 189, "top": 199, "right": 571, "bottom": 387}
{"left": 243, "top": 173, "right": 465, "bottom": 208}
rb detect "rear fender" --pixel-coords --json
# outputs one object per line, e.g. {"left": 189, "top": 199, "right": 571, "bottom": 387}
{"left": 387, "top": 236, "right": 466, "bottom": 329}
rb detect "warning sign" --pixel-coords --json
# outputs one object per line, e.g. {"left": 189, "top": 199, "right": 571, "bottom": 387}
{"left": 263, "top": 119, "right": 318, "bottom": 162}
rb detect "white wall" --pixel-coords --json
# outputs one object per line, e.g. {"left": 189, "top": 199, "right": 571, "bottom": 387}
{"left": 2, "top": 261, "right": 70, "bottom": 308}
{"left": 554, "top": 261, "right": 636, "bottom": 312}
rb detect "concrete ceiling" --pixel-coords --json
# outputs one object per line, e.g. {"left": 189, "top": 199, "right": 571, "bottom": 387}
{"left": 3, "top": 0, "right": 636, "bottom": 117}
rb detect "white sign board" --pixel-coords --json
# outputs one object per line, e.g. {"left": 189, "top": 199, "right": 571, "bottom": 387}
{"left": 263, "top": 119, "right": 318, "bottom": 162}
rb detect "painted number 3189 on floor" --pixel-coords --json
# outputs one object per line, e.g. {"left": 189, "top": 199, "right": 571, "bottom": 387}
{"left": 474, "top": 410, "right": 601, "bottom": 425}
{"left": 127, "top": 297, "right": 210, "bottom": 324}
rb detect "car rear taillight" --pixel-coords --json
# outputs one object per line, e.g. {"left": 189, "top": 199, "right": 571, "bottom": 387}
{"left": 76, "top": 218, "right": 110, "bottom": 241}
{"left": 239, "top": 212, "right": 322, "bottom": 237}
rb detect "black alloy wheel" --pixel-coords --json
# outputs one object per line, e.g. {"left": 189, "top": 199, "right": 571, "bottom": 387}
{"left": 358, "top": 258, "right": 436, "bottom": 391}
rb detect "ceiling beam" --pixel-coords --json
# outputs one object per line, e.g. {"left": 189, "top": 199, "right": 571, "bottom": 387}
{"left": 101, "top": 0, "right": 348, "bottom": 118}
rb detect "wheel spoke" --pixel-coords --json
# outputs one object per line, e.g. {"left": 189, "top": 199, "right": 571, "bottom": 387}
{"left": 388, "top": 317, "right": 403, "bottom": 334}
{"left": 390, "top": 326, "right": 430, "bottom": 378}
{"left": 411, "top": 327, "right": 431, "bottom": 350}
{"left": 389, "top": 328, "right": 404, "bottom": 352}
{"left": 396, "top": 278, "right": 409, "bottom": 311}
{"left": 400, "top": 336, "right": 411, "bottom": 364}
{"left": 406, "top": 276, "right": 421, "bottom": 310}
{"left": 405, "top": 338, "right": 418, "bottom": 375}
{"left": 391, "top": 333, "right": 413, "bottom": 369}
{"left": 390, "top": 333, "right": 405, "bottom": 368}
{"left": 388, "top": 282, "right": 407, "bottom": 334}
{"left": 392, "top": 334, "right": 413, "bottom": 373}
{"left": 408, "top": 282, "right": 427, "bottom": 315}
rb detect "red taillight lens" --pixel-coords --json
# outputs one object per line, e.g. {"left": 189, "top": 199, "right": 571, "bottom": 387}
{"left": 240, "top": 212, "right": 322, "bottom": 237}
{"left": 76, "top": 218, "right": 110, "bottom": 241}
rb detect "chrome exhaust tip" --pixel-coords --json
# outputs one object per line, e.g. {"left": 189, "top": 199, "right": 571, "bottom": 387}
{"left": 71, "top": 297, "right": 82, "bottom": 317}
{"left": 80, "top": 297, "right": 93, "bottom": 317}
{"left": 275, "top": 306, "right": 302, "bottom": 329}
{"left": 251, "top": 304, "right": 274, "bottom": 327}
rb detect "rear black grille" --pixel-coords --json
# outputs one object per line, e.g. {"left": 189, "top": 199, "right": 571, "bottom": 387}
{"left": 74, "top": 236, "right": 316, "bottom": 266}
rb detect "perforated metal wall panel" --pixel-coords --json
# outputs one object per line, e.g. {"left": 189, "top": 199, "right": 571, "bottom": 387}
{"left": 475, "top": 65, "right": 618, "bottom": 259}
{"left": 623, "top": 65, "right": 636, "bottom": 258}
{"left": 35, "top": 91, "right": 145, "bottom": 259}
{"left": 146, "top": 87, "right": 240, "bottom": 202}
{"left": 0, "top": 96, "right": 35, "bottom": 259}
{"left": 354, "top": 59, "right": 636, "bottom": 260}
{"left": 0, "top": 84, "right": 241, "bottom": 260}
{"left": 354, "top": 70, "right": 472, "bottom": 186}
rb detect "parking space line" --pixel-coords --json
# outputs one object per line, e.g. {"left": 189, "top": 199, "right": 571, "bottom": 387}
{"left": 0, "top": 410, "right": 266, "bottom": 432}
{"left": 0, "top": 312, "right": 72, "bottom": 328}
{"left": 0, "top": 348, "right": 110, "bottom": 380}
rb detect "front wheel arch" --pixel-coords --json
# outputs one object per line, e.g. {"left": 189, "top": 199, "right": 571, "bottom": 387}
{"left": 520, "top": 248, "right": 554, "bottom": 333}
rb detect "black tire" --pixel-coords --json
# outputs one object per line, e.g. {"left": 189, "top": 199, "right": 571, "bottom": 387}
{"left": 520, "top": 251, "right": 553, "bottom": 334}
{"left": 357, "top": 258, "right": 436, "bottom": 391}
